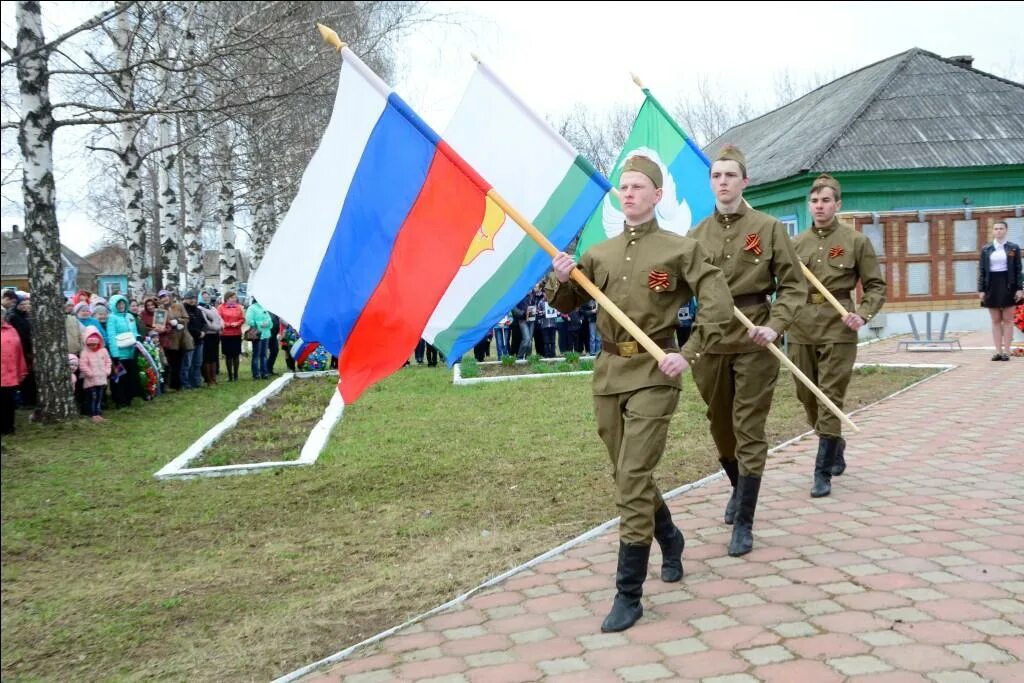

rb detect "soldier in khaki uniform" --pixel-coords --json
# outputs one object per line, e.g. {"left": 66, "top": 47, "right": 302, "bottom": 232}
{"left": 549, "top": 156, "right": 732, "bottom": 633}
{"left": 789, "top": 174, "right": 885, "bottom": 496}
{"left": 688, "top": 145, "right": 807, "bottom": 558}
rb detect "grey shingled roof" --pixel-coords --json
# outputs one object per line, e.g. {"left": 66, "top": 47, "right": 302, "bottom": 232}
{"left": 1, "top": 230, "right": 97, "bottom": 278}
{"left": 705, "top": 48, "right": 1024, "bottom": 185}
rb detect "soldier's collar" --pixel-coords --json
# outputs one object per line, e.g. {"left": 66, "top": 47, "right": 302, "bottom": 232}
{"left": 813, "top": 218, "right": 840, "bottom": 236}
{"left": 622, "top": 218, "right": 659, "bottom": 238}
{"left": 714, "top": 202, "right": 748, "bottom": 225}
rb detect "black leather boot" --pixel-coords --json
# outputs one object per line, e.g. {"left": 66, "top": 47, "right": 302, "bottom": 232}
{"left": 728, "top": 475, "right": 761, "bottom": 557}
{"left": 601, "top": 542, "right": 651, "bottom": 632}
{"left": 653, "top": 504, "right": 684, "bottom": 582}
{"left": 831, "top": 437, "right": 846, "bottom": 476}
{"left": 721, "top": 459, "right": 739, "bottom": 525}
{"left": 811, "top": 437, "right": 838, "bottom": 498}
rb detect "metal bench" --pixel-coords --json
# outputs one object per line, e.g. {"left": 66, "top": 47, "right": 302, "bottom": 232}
{"left": 896, "top": 312, "right": 962, "bottom": 351}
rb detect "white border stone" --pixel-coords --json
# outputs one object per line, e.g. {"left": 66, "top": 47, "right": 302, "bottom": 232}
{"left": 453, "top": 355, "right": 595, "bottom": 385}
{"left": 153, "top": 371, "right": 343, "bottom": 480}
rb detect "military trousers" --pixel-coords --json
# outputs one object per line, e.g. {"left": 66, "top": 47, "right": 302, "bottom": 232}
{"left": 788, "top": 342, "right": 857, "bottom": 439}
{"left": 594, "top": 385, "right": 680, "bottom": 545}
{"left": 692, "top": 350, "right": 780, "bottom": 478}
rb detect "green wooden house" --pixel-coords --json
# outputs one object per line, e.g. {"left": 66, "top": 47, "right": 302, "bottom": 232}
{"left": 705, "top": 48, "right": 1024, "bottom": 335}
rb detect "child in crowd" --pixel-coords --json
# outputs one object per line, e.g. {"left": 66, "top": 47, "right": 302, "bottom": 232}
{"left": 68, "top": 354, "right": 79, "bottom": 391}
{"left": 79, "top": 329, "right": 112, "bottom": 423}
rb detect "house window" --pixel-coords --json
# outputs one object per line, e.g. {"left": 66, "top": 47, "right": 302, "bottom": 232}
{"left": 1006, "top": 217, "right": 1024, "bottom": 245}
{"left": 104, "top": 282, "right": 121, "bottom": 297}
{"left": 779, "top": 216, "right": 799, "bottom": 238}
{"left": 907, "top": 222, "right": 929, "bottom": 254}
{"left": 953, "top": 261, "right": 977, "bottom": 293}
{"left": 953, "top": 220, "right": 977, "bottom": 253}
{"left": 906, "top": 263, "right": 930, "bottom": 295}
{"left": 862, "top": 224, "right": 884, "bottom": 255}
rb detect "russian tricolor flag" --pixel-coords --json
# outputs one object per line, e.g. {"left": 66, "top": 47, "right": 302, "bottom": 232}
{"left": 250, "top": 48, "right": 494, "bottom": 403}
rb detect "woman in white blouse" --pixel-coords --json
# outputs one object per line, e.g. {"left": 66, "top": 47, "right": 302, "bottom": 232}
{"left": 978, "top": 220, "right": 1024, "bottom": 361}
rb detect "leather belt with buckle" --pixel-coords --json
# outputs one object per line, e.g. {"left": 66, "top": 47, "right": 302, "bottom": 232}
{"left": 601, "top": 337, "right": 677, "bottom": 358}
{"left": 808, "top": 291, "right": 852, "bottom": 304}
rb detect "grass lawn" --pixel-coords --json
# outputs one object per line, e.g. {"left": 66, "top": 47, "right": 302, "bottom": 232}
{"left": 1, "top": 363, "right": 937, "bottom": 681}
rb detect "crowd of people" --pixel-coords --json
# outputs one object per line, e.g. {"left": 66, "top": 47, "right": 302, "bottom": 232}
{"left": 0, "top": 287, "right": 314, "bottom": 435}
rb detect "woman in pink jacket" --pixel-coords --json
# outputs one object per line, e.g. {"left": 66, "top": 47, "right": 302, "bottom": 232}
{"left": 79, "top": 328, "right": 112, "bottom": 423}
{"left": 1, "top": 317, "right": 29, "bottom": 434}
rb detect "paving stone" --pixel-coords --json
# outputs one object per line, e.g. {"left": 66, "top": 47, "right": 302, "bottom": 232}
{"left": 400, "top": 646, "right": 443, "bottom": 663}
{"left": 442, "top": 625, "right": 488, "bottom": 640}
{"left": 856, "top": 629, "right": 914, "bottom": 647}
{"left": 654, "top": 638, "right": 708, "bottom": 657}
{"left": 616, "top": 663, "right": 675, "bottom": 681}
{"left": 690, "top": 614, "right": 739, "bottom": 632}
{"left": 896, "top": 588, "right": 948, "bottom": 602}
{"left": 739, "top": 645, "right": 794, "bottom": 665}
{"left": 877, "top": 607, "right": 934, "bottom": 623}
{"left": 703, "top": 675, "right": 761, "bottom": 683}
{"left": 771, "top": 621, "right": 818, "bottom": 638}
{"left": 718, "top": 593, "right": 766, "bottom": 608}
{"left": 577, "top": 632, "right": 629, "bottom": 650}
{"left": 420, "top": 675, "right": 469, "bottom": 683}
{"left": 345, "top": 672, "right": 395, "bottom": 683}
{"left": 947, "top": 642, "right": 1015, "bottom": 663}
{"left": 509, "top": 627, "right": 555, "bottom": 644}
{"left": 550, "top": 606, "right": 591, "bottom": 622}
{"left": 965, "top": 618, "right": 1024, "bottom": 636}
{"left": 484, "top": 604, "right": 526, "bottom": 619}
{"left": 828, "top": 655, "right": 893, "bottom": 676}
{"left": 537, "top": 657, "right": 589, "bottom": 675}
{"left": 464, "top": 651, "right": 514, "bottom": 667}
{"left": 928, "top": 672, "right": 989, "bottom": 683}
{"left": 797, "top": 599, "right": 844, "bottom": 616}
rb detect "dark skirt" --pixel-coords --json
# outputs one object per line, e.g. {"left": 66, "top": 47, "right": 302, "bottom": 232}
{"left": 221, "top": 335, "right": 242, "bottom": 358}
{"left": 983, "top": 271, "right": 1015, "bottom": 308}
{"left": 203, "top": 333, "right": 221, "bottom": 363}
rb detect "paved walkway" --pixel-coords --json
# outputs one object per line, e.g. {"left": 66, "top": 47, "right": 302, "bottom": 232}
{"left": 304, "top": 333, "right": 1023, "bottom": 682}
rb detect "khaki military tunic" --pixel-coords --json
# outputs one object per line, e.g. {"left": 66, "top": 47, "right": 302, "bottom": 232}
{"left": 789, "top": 218, "right": 886, "bottom": 437}
{"left": 687, "top": 204, "right": 807, "bottom": 477}
{"left": 548, "top": 218, "right": 732, "bottom": 543}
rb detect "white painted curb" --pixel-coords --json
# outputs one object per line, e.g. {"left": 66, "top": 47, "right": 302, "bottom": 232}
{"left": 453, "top": 356, "right": 596, "bottom": 385}
{"left": 153, "top": 371, "right": 342, "bottom": 480}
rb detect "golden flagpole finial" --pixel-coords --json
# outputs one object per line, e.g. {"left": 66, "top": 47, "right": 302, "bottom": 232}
{"left": 316, "top": 23, "right": 345, "bottom": 52}
{"left": 471, "top": 52, "right": 481, "bottom": 63}
{"left": 630, "top": 72, "right": 645, "bottom": 89}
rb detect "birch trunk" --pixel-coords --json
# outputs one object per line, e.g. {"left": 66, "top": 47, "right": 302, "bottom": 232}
{"left": 181, "top": 26, "right": 204, "bottom": 291}
{"left": 112, "top": 1, "right": 148, "bottom": 298}
{"left": 217, "top": 133, "right": 238, "bottom": 289}
{"left": 157, "top": 109, "right": 179, "bottom": 292}
{"left": 14, "top": 1, "right": 76, "bottom": 421}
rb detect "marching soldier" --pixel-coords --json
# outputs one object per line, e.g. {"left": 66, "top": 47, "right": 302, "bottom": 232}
{"left": 789, "top": 174, "right": 885, "bottom": 496}
{"left": 688, "top": 145, "right": 807, "bottom": 557}
{"left": 549, "top": 155, "right": 732, "bottom": 633}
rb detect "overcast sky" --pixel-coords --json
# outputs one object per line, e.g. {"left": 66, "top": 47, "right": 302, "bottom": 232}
{"left": 3, "top": 0, "right": 1023, "bottom": 256}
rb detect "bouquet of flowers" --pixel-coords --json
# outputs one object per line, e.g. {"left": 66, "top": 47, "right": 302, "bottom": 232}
{"left": 295, "top": 342, "right": 331, "bottom": 371}
{"left": 136, "top": 339, "right": 163, "bottom": 397}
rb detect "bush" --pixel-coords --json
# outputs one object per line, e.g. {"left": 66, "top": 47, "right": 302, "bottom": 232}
{"left": 460, "top": 358, "right": 480, "bottom": 378}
